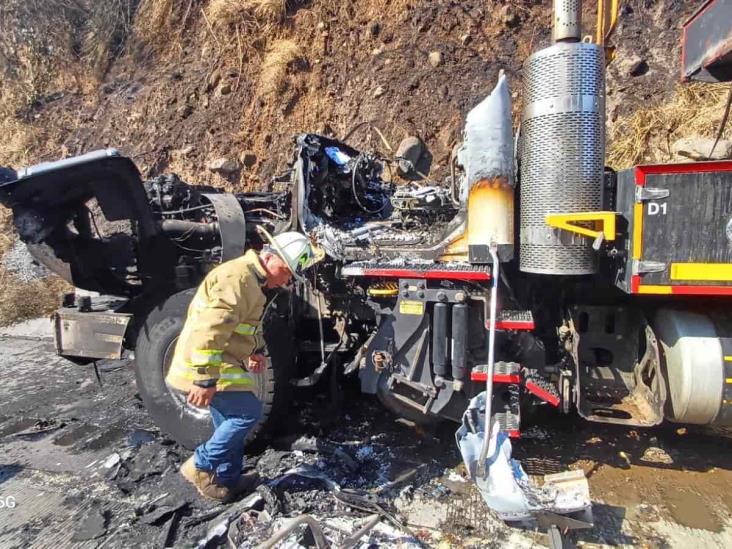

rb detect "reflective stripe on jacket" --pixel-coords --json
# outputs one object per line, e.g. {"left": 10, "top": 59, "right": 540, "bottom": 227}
{"left": 165, "top": 250, "right": 268, "bottom": 393}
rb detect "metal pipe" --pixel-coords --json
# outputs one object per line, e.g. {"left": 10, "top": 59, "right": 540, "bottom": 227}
{"left": 160, "top": 220, "right": 220, "bottom": 249}
{"left": 160, "top": 220, "right": 219, "bottom": 238}
{"left": 451, "top": 302, "right": 468, "bottom": 389}
{"left": 552, "top": 0, "right": 582, "bottom": 43}
{"left": 476, "top": 245, "right": 500, "bottom": 479}
{"left": 338, "top": 514, "right": 382, "bottom": 549}
{"left": 256, "top": 515, "right": 329, "bottom": 549}
{"left": 432, "top": 302, "right": 450, "bottom": 386}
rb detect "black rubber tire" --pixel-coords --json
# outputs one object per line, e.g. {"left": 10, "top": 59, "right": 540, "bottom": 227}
{"left": 134, "top": 288, "right": 294, "bottom": 450}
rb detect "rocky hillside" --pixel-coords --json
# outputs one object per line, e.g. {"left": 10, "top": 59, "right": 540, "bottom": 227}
{"left": 0, "top": 0, "right": 725, "bottom": 324}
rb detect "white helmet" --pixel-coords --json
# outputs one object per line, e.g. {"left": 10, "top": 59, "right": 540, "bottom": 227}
{"left": 257, "top": 227, "right": 322, "bottom": 282}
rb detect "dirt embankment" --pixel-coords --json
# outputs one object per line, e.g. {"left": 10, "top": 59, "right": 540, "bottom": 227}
{"left": 1, "top": 1, "right": 700, "bottom": 185}
{"left": 1, "top": 1, "right": 550, "bottom": 187}
{"left": 0, "top": 0, "right": 715, "bottom": 324}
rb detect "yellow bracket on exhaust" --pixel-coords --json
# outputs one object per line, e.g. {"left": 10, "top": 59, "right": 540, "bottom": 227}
{"left": 545, "top": 211, "right": 617, "bottom": 242}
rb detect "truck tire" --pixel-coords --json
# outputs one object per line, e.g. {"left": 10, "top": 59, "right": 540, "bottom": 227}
{"left": 134, "top": 288, "right": 294, "bottom": 450}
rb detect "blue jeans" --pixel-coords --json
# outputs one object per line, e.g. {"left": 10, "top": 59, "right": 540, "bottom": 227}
{"left": 193, "top": 391, "right": 263, "bottom": 487}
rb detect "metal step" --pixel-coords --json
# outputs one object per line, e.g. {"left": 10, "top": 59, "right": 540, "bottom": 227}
{"left": 470, "top": 361, "right": 521, "bottom": 384}
{"left": 487, "top": 309, "right": 535, "bottom": 331}
{"left": 524, "top": 369, "right": 561, "bottom": 407}
{"left": 471, "top": 363, "right": 561, "bottom": 409}
{"left": 495, "top": 411, "right": 521, "bottom": 439}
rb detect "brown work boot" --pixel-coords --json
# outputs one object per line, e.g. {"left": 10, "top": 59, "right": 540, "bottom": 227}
{"left": 179, "top": 456, "right": 234, "bottom": 503}
{"left": 234, "top": 471, "right": 260, "bottom": 495}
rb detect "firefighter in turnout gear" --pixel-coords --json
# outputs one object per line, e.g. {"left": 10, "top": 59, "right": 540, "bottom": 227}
{"left": 168, "top": 230, "right": 318, "bottom": 502}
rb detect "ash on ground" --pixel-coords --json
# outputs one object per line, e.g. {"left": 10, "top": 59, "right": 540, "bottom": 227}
{"left": 0, "top": 330, "right": 513, "bottom": 548}
{"left": 99, "top": 391, "right": 510, "bottom": 548}
{"left": 226, "top": 392, "right": 512, "bottom": 547}
{"left": 4, "top": 341, "right": 730, "bottom": 548}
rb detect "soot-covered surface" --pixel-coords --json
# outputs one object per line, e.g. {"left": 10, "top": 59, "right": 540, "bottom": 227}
{"left": 0, "top": 321, "right": 731, "bottom": 548}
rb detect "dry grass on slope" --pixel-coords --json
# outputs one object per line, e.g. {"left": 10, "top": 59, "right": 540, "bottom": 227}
{"left": 363, "top": 0, "right": 418, "bottom": 18}
{"left": 0, "top": 117, "right": 41, "bottom": 168}
{"left": 252, "top": 0, "right": 290, "bottom": 24}
{"left": 206, "top": 0, "right": 292, "bottom": 27}
{"left": 0, "top": 270, "right": 70, "bottom": 327}
{"left": 0, "top": 0, "right": 138, "bottom": 100}
{"left": 133, "top": 0, "right": 195, "bottom": 54}
{"left": 258, "top": 39, "right": 305, "bottom": 96}
{"left": 608, "top": 83, "right": 732, "bottom": 169}
{"left": 84, "top": 0, "right": 139, "bottom": 77}
{"left": 0, "top": 0, "right": 79, "bottom": 108}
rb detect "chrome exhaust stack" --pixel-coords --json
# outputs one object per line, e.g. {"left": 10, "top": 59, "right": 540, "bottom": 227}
{"left": 552, "top": 0, "right": 582, "bottom": 43}
{"left": 519, "top": 0, "right": 605, "bottom": 275}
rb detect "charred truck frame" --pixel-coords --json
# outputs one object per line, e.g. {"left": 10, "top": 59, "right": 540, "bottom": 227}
{"left": 1, "top": 0, "right": 731, "bottom": 448}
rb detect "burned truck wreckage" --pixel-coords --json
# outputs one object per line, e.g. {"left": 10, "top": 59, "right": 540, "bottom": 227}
{"left": 0, "top": 74, "right": 528, "bottom": 449}
{"left": 3, "top": 0, "right": 732, "bottom": 472}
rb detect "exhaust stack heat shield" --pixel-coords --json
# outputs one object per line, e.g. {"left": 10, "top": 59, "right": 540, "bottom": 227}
{"left": 519, "top": 42, "right": 605, "bottom": 275}
{"left": 452, "top": 72, "right": 515, "bottom": 262}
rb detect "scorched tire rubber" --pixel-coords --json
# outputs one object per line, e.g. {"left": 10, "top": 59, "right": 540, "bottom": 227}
{"left": 134, "top": 288, "right": 294, "bottom": 450}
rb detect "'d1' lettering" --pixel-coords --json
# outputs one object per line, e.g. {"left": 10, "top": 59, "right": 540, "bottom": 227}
{"left": 648, "top": 202, "right": 667, "bottom": 216}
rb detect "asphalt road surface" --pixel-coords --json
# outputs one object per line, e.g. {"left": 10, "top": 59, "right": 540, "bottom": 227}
{"left": 0, "top": 319, "right": 731, "bottom": 548}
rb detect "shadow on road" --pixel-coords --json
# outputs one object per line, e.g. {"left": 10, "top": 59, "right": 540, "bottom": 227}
{"left": 0, "top": 463, "right": 23, "bottom": 488}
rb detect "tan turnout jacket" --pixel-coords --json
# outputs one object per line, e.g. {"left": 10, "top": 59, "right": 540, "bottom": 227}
{"left": 166, "top": 250, "right": 268, "bottom": 393}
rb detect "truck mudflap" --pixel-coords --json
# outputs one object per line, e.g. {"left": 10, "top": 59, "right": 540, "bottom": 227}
{"left": 53, "top": 304, "right": 132, "bottom": 361}
{"left": 570, "top": 305, "right": 666, "bottom": 427}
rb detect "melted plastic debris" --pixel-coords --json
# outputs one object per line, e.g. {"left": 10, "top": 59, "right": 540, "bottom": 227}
{"left": 456, "top": 393, "right": 592, "bottom": 522}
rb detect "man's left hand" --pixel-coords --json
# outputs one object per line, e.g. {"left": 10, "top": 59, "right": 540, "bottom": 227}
{"left": 247, "top": 354, "right": 266, "bottom": 373}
